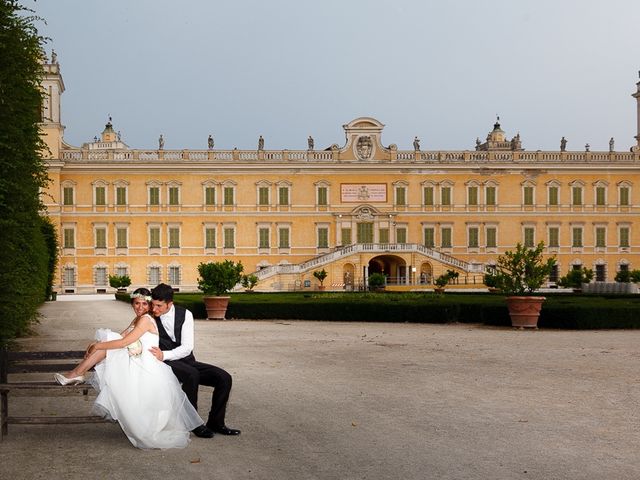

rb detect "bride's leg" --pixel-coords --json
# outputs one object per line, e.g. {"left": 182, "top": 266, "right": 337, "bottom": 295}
{"left": 65, "top": 350, "right": 106, "bottom": 377}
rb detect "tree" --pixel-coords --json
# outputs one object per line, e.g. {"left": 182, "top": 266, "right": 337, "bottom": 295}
{"left": 0, "top": 1, "right": 51, "bottom": 343}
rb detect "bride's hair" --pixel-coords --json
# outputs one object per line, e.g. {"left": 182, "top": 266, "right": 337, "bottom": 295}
{"left": 130, "top": 287, "right": 152, "bottom": 306}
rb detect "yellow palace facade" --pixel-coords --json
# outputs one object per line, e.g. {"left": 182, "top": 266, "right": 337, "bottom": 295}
{"left": 41, "top": 58, "right": 640, "bottom": 293}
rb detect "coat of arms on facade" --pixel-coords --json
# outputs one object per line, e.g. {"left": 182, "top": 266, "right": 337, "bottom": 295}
{"left": 355, "top": 135, "right": 373, "bottom": 160}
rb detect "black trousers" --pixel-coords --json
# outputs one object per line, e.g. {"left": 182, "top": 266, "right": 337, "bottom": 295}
{"left": 165, "top": 356, "right": 232, "bottom": 429}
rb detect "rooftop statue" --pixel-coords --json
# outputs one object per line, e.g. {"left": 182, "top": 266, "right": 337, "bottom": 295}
{"left": 158, "top": 134, "right": 164, "bottom": 150}
{"left": 413, "top": 136, "right": 420, "bottom": 151}
{"left": 609, "top": 137, "right": 615, "bottom": 152}
{"left": 308, "top": 136, "right": 314, "bottom": 150}
{"left": 208, "top": 135, "right": 214, "bottom": 149}
{"left": 258, "top": 135, "right": 264, "bottom": 151}
{"left": 560, "top": 136, "right": 567, "bottom": 152}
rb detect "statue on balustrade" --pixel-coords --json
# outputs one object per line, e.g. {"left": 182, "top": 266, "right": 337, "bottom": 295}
{"left": 158, "top": 134, "right": 164, "bottom": 150}
{"left": 208, "top": 135, "right": 214, "bottom": 149}
{"left": 609, "top": 137, "right": 615, "bottom": 152}
{"left": 413, "top": 136, "right": 420, "bottom": 151}
{"left": 308, "top": 136, "right": 314, "bottom": 150}
{"left": 51, "top": 49, "right": 58, "bottom": 64}
{"left": 560, "top": 136, "right": 567, "bottom": 152}
{"left": 585, "top": 143, "right": 590, "bottom": 152}
{"left": 258, "top": 135, "right": 264, "bottom": 151}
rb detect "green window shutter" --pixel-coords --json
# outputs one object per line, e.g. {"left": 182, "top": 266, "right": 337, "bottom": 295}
{"left": 379, "top": 228, "right": 389, "bottom": 244}
{"left": 485, "top": 186, "right": 496, "bottom": 206}
{"left": 424, "top": 228, "right": 435, "bottom": 248}
{"left": 95, "top": 228, "right": 106, "bottom": 248}
{"left": 441, "top": 187, "right": 451, "bottom": 206}
{"left": 548, "top": 187, "right": 559, "bottom": 206}
{"left": 572, "top": 187, "right": 582, "bottom": 206}
{"left": 620, "top": 187, "right": 629, "bottom": 206}
{"left": 396, "top": 228, "right": 407, "bottom": 244}
{"left": 596, "top": 187, "right": 605, "bottom": 206}
{"left": 149, "top": 228, "right": 160, "bottom": 248}
{"left": 149, "top": 187, "right": 160, "bottom": 205}
{"left": 572, "top": 228, "right": 582, "bottom": 247}
{"left": 205, "top": 187, "right": 216, "bottom": 205}
{"left": 317, "top": 228, "right": 329, "bottom": 248}
{"left": 279, "top": 228, "right": 290, "bottom": 248}
{"left": 523, "top": 186, "right": 533, "bottom": 205}
{"left": 168, "top": 228, "right": 179, "bottom": 248}
{"left": 224, "top": 187, "right": 234, "bottom": 206}
{"left": 548, "top": 228, "right": 559, "bottom": 248}
{"left": 396, "top": 187, "right": 406, "bottom": 206}
{"left": 259, "top": 228, "right": 270, "bottom": 248}
{"left": 63, "top": 228, "right": 75, "bottom": 248}
{"left": 341, "top": 228, "right": 352, "bottom": 246}
{"left": 424, "top": 186, "right": 434, "bottom": 206}
{"left": 524, "top": 227, "right": 535, "bottom": 247}
{"left": 116, "top": 187, "right": 126, "bottom": 205}
{"left": 595, "top": 227, "right": 606, "bottom": 248}
{"left": 486, "top": 227, "right": 497, "bottom": 248}
{"left": 468, "top": 227, "right": 479, "bottom": 248}
{"left": 356, "top": 223, "right": 373, "bottom": 243}
{"left": 95, "top": 186, "right": 106, "bottom": 205}
{"left": 258, "top": 187, "right": 269, "bottom": 205}
{"left": 279, "top": 187, "right": 289, "bottom": 205}
{"left": 620, "top": 227, "right": 630, "bottom": 247}
{"left": 63, "top": 187, "right": 74, "bottom": 205}
{"left": 317, "top": 187, "right": 328, "bottom": 206}
{"left": 224, "top": 228, "right": 235, "bottom": 248}
{"left": 205, "top": 228, "right": 216, "bottom": 248}
{"left": 468, "top": 186, "right": 478, "bottom": 206}
{"left": 169, "top": 187, "right": 179, "bottom": 205}
{"left": 441, "top": 228, "right": 452, "bottom": 248}
{"left": 116, "top": 228, "right": 127, "bottom": 248}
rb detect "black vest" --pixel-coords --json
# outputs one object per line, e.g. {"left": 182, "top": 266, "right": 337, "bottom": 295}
{"left": 155, "top": 305, "right": 195, "bottom": 361}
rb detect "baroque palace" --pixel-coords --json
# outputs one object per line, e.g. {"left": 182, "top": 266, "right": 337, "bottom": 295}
{"left": 40, "top": 56, "right": 640, "bottom": 293}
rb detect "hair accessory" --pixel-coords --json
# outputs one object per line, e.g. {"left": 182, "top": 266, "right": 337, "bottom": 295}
{"left": 131, "top": 293, "right": 152, "bottom": 301}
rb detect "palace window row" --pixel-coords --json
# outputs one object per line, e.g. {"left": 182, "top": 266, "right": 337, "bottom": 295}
{"left": 61, "top": 264, "right": 181, "bottom": 288}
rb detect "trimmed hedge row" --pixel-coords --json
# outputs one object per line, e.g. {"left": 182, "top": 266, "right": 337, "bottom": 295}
{"left": 156, "top": 292, "right": 640, "bottom": 330}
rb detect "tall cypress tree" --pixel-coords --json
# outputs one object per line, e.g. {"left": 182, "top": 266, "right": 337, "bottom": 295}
{"left": 0, "top": 0, "right": 51, "bottom": 343}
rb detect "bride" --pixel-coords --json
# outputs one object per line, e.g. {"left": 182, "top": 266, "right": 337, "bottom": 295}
{"left": 54, "top": 288, "right": 204, "bottom": 449}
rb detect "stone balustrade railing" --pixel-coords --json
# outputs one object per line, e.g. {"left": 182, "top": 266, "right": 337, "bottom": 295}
{"left": 58, "top": 148, "right": 640, "bottom": 164}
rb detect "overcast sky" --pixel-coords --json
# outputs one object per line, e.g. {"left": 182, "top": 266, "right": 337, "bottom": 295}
{"left": 32, "top": 0, "right": 640, "bottom": 152}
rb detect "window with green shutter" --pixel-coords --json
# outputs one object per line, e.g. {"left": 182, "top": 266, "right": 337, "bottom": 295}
{"left": 548, "top": 186, "right": 559, "bottom": 206}
{"left": 572, "top": 227, "right": 582, "bottom": 247}
{"left": 423, "top": 227, "right": 435, "bottom": 248}
{"left": 258, "top": 187, "right": 269, "bottom": 205}
{"left": 95, "top": 186, "right": 106, "bottom": 205}
{"left": 224, "top": 187, "right": 234, "bottom": 206}
{"left": 441, "top": 187, "right": 451, "bottom": 206}
{"left": 278, "top": 187, "right": 289, "bottom": 205}
{"left": 279, "top": 228, "right": 290, "bottom": 248}
{"left": 169, "top": 187, "right": 179, "bottom": 205}
{"left": 205, "top": 228, "right": 216, "bottom": 248}
{"left": 224, "top": 227, "right": 235, "bottom": 248}
{"left": 116, "top": 228, "right": 127, "bottom": 248}
{"left": 259, "top": 228, "right": 270, "bottom": 248}
{"left": 168, "top": 228, "right": 179, "bottom": 248}
{"left": 149, "top": 187, "right": 160, "bottom": 205}
{"left": 95, "top": 228, "right": 106, "bottom": 248}
{"left": 396, "top": 228, "right": 407, "bottom": 244}
{"left": 424, "top": 186, "right": 434, "bottom": 206}
{"left": 357, "top": 223, "right": 373, "bottom": 243}
{"left": 620, "top": 187, "right": 630, "bottom": 206}
{"left": 379, "top": 228, "right": 389, "bottom": 244}
{"left": 468, "top": 186, "right": 478, "bottom": 206}
{"left": 486, "top": 227, "right": 497, "bottom": 248}
{"left": 63, "top": 228, "right": 75, "bottom": 248}
{"left": 620, "top": 227, "right": 630, "bottom": 247}
{"left": 205, "top": 187, "right": 216, "bottom": 205}
{"left": 116, "top": 187, "right": 126, "bottom": 205}
{"left": 485, "top": 186, "right": 496, "bottom": 206}
{"left": 317, "top": 227, "right": 329, "bottom": 248}
{"left": 596, "top": 187, "right": 606, "bottom": 206}
{"left": 63, "top": 187, "right": 74, "bottom": 205}
{"left": 524, "top": 227, "right": 535, "bottom": 247}
{"left": 341, "top": 228, "right": 352, "bottom": 246}
{"left": 468, "top": 227, "right": 479, "bottom": 248}
{"left": 523, "top": 186, "right": 534, "bottom": 205}
{"left": 149, "top": 227, "right": 160, "bottom": 248}
{"left": 595, "top": 227, "right": 606, "bottom": 248}
{"left": 395, "top": 187, "right": 406, "bottom": 206}
{"left": 572, "top": 187, "right": 582, "bottom": 206}
{"left": 548, "top": 227, "right": 559, "bottom": 248}
{"left": 441, "top": 228, "right": 452, "bottom": 248}
{"left": 317, "top": 187, "right": 328, "bottom": 206}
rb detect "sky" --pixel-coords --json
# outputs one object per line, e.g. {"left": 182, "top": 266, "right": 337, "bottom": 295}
{"left": 31, "top": 0, "right": 640, "bottom": 152}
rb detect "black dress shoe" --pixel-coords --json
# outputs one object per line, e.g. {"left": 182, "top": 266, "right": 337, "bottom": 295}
{"left": 192, "top": 425, "right": 215, "bottom": 438}
{"left": 209, "top": 425, "right": 241, "bottom": 436}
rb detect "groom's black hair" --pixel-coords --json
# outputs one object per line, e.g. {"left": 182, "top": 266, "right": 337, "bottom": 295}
{"left": 151, "top": 283, "right": 174, "bottom": 302}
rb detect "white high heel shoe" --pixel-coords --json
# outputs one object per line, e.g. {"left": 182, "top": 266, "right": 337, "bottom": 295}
{"left": 54, "top": 373, "right": 85, "bottom": 385}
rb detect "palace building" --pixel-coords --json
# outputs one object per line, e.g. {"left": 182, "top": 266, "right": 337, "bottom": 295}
{"left": 40, "top": 57, "right": 640, "bottom": 293}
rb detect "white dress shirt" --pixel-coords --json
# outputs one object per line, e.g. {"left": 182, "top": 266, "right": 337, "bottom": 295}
{"left": 158, "top": 304, "right": 194, "bottom": 361}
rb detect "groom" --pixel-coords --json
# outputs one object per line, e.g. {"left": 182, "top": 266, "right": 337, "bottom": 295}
{"left": 149, "top": 283, "right": 240, "bottom": 438}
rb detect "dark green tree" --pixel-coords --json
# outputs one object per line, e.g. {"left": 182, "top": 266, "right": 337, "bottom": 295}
{"left": 0, "top": 1, "right": 51, "bottom": 343}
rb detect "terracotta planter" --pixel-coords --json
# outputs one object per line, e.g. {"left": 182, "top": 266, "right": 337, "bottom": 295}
{"left": 203, "top": 296, "right": 230, "bottom": 320}
{"left": 506, "top": 296, "right": 546, "bottom": 328}
{"left": 434, "top": 287, "right": 445, "bottom": 294}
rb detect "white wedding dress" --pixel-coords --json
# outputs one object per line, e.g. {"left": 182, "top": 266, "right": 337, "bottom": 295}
{"left": 90, "top": 317, "right": 203, "bottom": 449}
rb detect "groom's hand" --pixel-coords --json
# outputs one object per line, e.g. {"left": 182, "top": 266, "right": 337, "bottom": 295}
{"left": 149, "top": 346, "right": 164, "bottom": 361}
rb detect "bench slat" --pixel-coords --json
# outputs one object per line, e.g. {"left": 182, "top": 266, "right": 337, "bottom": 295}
{"left": 8, "top": 363, "right": 83, "bottom": 374}
{"left": 7, "top": 416, "right": 110, "bottom": 425}
{"left": 8, "top": 351, "right": 85, "bottom": 360}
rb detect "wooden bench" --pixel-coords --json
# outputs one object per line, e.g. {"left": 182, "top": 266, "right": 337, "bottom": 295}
{"left": 0, "top": 347, "right": 109, "bottom": 441}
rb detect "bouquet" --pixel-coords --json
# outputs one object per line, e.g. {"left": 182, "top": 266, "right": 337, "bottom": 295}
{"left": 127, "top": 339, "right": 143, "bottom": 357}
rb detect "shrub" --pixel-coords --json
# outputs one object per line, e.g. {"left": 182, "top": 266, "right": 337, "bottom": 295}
{"left": 241, "top": 274, "right": 258, "bottom": 291}
{"left": 558, "top": 267, "right": 594, "bottom": 289}
{"left": 313, "top": 269, "right": 328, "bottom": 287}
{"left": 485, "top": 242, "right": 556, "bottom": 295}
{"left": 109, "top": 274, "right": 132, "bottom": 289}
{"left": 197, "top": 260, "right": 244, "bottom": 296}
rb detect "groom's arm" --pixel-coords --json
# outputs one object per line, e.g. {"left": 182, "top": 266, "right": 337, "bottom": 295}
{"left": 160, "top": 309, "right": 195, "bottom": 361}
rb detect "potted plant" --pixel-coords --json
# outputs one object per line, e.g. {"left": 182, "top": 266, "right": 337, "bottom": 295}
{"left": 367, "top": 272, "right": 387, "bottom": 291}
{"left": 241, "top": 273, "right": 258, "bottom": 292}
{"left": 483, "top": 272, "right": 499, "bottom": 292}
{"left": 197, "top": 260, "right": 244, "bottom": 319}
{"left": 558, "top": 267, "right": 594, "bottom": 292}
{"left": 313, "top": 268, "right": 328, "bottom": 291}
{"left": 109, "top": 274, "right": 132, "bottom": 293}
{"left": 433, "top": 270, "right": 458, "bottom": 293}
{"left": 484, "top": 242, "right": 556, "bottom": 328}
